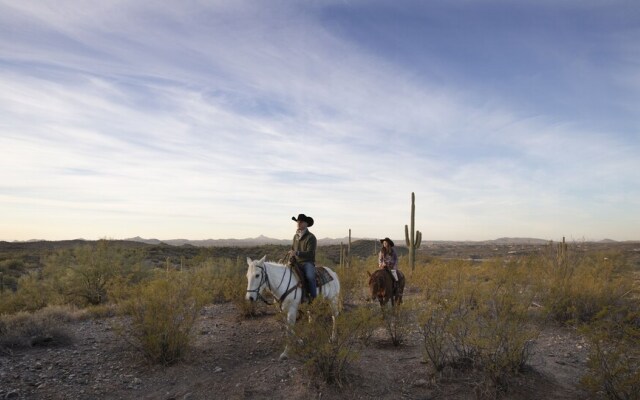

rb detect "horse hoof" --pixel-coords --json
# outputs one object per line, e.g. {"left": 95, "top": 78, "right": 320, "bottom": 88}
{"left": 279, "top": 353, "right": 288, "bottom": 361}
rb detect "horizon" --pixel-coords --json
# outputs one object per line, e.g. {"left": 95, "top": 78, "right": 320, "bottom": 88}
{"left": 4, "top": 234, "right": 635, "bottom": 244}
{"left": 2, "top": 1, "right": 639, "bottom": 242}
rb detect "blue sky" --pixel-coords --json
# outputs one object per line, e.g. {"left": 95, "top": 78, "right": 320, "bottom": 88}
{"left": 1, "top": 0, "right": 639, "bottom": 242}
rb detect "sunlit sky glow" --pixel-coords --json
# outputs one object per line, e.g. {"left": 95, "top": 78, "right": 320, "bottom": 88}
{"left": 1, "top": 0, "right": 639, "bottom": 242}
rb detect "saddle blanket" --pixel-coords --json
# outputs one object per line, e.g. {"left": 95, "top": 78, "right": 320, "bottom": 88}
{"left": 316, "top": 266, "right": 334, "bottom": 287}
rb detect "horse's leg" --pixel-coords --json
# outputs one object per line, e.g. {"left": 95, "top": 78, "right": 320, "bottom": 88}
{"left": 280, "top": 303, "right": 298, "bottom": 361}
{"left": 330, "top": 296, "right": 339, "bottom": 342}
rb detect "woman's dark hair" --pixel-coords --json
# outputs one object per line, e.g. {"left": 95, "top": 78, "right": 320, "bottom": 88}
{"left": 380, "top": 246, "right": 395, "bottom": 256}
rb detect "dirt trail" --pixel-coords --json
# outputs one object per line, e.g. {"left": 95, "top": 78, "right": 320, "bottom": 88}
{"left": 1, "top": 303, "right": 591, "bottom": 399}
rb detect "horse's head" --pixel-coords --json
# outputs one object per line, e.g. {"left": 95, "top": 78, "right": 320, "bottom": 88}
{"left": 367, "top": 270, "right": 386, "bottom": 303}
{"left": 245, "top": 255, "right": 267, "bottom": 302}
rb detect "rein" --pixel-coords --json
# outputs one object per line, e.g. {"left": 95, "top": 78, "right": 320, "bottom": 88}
{"left": 247, "top": 261, "right": 300, "bottom": 307}
{"left": 246, "top": 263, "right": 275, "bottom": 305}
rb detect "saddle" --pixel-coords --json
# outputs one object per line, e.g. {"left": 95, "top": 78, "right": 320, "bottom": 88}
{"left": 289, "top": 263, "right": 333, "bottom": 302}
{"left": 383, "top": 267, "right": 401, "bottom": 296}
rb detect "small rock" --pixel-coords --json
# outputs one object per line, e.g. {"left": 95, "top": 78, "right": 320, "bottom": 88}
{"left": 5, "top": 390, "right": 19, "bottom": 399}
{"left": 213, "top": 367, "right": 223, "bottom": 373}
{"left": 413, "top": 378, "right": 428, "bottom": 387}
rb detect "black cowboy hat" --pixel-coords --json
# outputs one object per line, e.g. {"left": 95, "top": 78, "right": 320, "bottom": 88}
{"left": 292, "top": 213, "right": 314, "bottom": 227}
{"left": 380, "top": 237, "right": 395, "bottom": 247}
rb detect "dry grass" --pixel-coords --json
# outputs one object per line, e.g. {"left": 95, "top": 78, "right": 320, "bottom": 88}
{"left": 0, "top": 305, "right": 83, "bottom": 351}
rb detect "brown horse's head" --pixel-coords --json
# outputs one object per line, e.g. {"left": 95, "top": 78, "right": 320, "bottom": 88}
{"left": 368, "top": 269, "right": 392, "bottom": 306}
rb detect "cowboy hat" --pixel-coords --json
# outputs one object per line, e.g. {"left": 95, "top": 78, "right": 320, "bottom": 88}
{"left": 380, "top": 237, "right": 395, "bottom": 247}
{"left": 292, "top": 214, "right": 314, "bottom": 227}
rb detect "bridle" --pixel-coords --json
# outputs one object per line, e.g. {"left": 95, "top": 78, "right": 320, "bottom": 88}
{"left": 246, "top": 260, "right": 299, "bottom": 306}
{"left": 246, "top": 262, "right": 275, "bottom": 305}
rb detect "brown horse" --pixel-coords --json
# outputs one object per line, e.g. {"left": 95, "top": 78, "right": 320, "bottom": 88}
{"left": 367, "top": 268, "right": 405, "bottom": 307}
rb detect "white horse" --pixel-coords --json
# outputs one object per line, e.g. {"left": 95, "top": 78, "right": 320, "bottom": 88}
{"left": 245, "top": 256, "right": 341, "bottom": 360}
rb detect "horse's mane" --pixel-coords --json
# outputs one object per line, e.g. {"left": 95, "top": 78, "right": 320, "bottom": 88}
{"left": 370, "top": 269, "right": 388, "bottom": 285}
{"left": 264, "top": 260, "right": 287, "bottom": 268}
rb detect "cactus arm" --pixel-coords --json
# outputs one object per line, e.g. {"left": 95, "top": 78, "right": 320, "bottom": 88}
{"left": 405, "top": 225, "right": 410, "bottom": 247}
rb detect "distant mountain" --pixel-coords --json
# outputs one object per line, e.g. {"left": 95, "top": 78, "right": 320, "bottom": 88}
{"left": 10, "top": 236, "right": 620, "bottom": 249}
{"left": 488, "top": 237, "right": 550, "bottom": 245}
{"left": 124, "top": 236, "right": 291, "bottom": 247}
{"left": 126, "top": 236, "right": 163, "bottom": 245}
{"left": 123, "top": 236, "right": 378, "bottom": 247}
{"left": 123, "top": 236, "right": 555, "bottom": 247}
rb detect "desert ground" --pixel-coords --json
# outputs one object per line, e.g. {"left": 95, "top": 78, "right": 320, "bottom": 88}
{"left": 2, "top": 239, "right": 638, "bottom": 399}
{"left": 2, "top": 301, "right": 593, "bottom": 400}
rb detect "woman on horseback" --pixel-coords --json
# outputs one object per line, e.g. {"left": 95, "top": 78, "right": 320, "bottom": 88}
{"left": 378, "top": 237, "right": 399, "bottom": 289}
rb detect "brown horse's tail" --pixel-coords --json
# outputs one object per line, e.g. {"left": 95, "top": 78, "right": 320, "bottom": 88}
{"left": 394, "top": 270, "right": 406, "bottom": 304}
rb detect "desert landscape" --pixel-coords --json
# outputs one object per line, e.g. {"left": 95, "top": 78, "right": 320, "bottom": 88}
{"left": 1, "top": 238, "right": 639, "bottom": 399}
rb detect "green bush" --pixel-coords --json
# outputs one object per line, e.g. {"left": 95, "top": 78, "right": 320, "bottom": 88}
{"left": 337, "top": 256, "right": 375, "bottom": 305}
{"left": 0, "top": 259, "right": 26, "bottom": 292}
{"left": 289, "top": 298, "right": 375, "bottom": 386}
{"left": 42, "top": 240, "right": 150, "bottom": 307}
{"left": 581, "top": 307, "right": 640, "bottom": 399}
{"left": 418, "top": 259, "right": 538, "bottom": 393}
{"left": 0, "top": 272, "right": 61, "bottom": 314}
{"left": 124, "top": 272, "right": 206, "bottom": 365}
{"left": 381, "top": 299, "right": 415, "bottom": 346}
{"left": 534, "top": 244, "right": 634, "bottom": 324}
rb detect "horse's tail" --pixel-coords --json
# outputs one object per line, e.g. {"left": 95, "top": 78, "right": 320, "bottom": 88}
{"left": 395, "top": 270, "right": 405, "bottom": 304}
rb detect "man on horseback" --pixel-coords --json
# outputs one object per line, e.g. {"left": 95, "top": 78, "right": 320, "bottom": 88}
{"left": 288, "top": 213, "right": 317, "bottom": 302}
{"left": 378, "top": 237, "right": 399, "bottom": 294}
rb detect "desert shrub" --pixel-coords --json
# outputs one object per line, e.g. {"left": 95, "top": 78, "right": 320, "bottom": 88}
{"left": 288, "top": 298, "right": 375, "bottom": 386}
{"left": 42, "top": 240, "right": 150, "bottom": 308}
{"left": 0, "top": 305, "right": 80, "bottom": 350}
{"left": 350, "top": 305, "right": 380, "bottom": 346}
{"left": 124, "top": 271, "right": 206, "bottom": 365}
{"left": 473, "top": 285, "right": 537, "bottom": 390}
{"left": 190, "top": 258, "right": 247, "bottom": 304}
{"left": 533, "top": 245, "right": 635, "bottom": 324}
{"left": 336, "top": 256, "right": 372, "bottom": 305}
{"left": 581, "top": 306, "right": 640, "bottom": 400}
{"left": 381, "top": 299, "right": 416, "bottom": 346}
{"left": 0, "top": 259, "right": 27, "bottom": 292}
{"left": 418, "top": 259, "right": 538, "bottom": 394}
{"left": 0, "top": 272, "right": 62, "bottom": 314}
{"left": 419, "top": 301, "right": 452, "bottom": 371}
{"left": 189, "top": 258, "right": 264, "bottom": 318}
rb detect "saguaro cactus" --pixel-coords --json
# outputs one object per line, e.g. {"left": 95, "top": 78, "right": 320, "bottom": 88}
{"left": 405, "top": 192, "right": 422, "bottom": 271}
{"left": 557, "top": 236, "right": 567, "bottom": 265}
{"left": 348, "top": 229, "right": 352, "bottom": 268}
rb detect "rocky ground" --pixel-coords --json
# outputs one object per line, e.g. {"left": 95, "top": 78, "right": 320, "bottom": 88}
{"left": 1, "top": 302, "right": 592, "bottom": 400}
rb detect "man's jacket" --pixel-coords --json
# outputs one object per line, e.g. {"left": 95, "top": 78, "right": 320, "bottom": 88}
{"left": 292, "top": 230, "right": 317, "bottom": 264}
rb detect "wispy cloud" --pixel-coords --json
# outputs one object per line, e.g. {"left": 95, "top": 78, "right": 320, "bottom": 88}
{"left": 1, "top": 1, "right": 638, "bottom": 241}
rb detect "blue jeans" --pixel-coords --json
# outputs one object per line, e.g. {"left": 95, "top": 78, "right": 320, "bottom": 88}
{"left": 300, "top": 262, "right": 317, "bottom": 299}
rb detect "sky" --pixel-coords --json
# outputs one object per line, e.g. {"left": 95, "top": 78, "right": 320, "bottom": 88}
{"left": 1, "top": 0, "right": 639, "bottom": 242}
